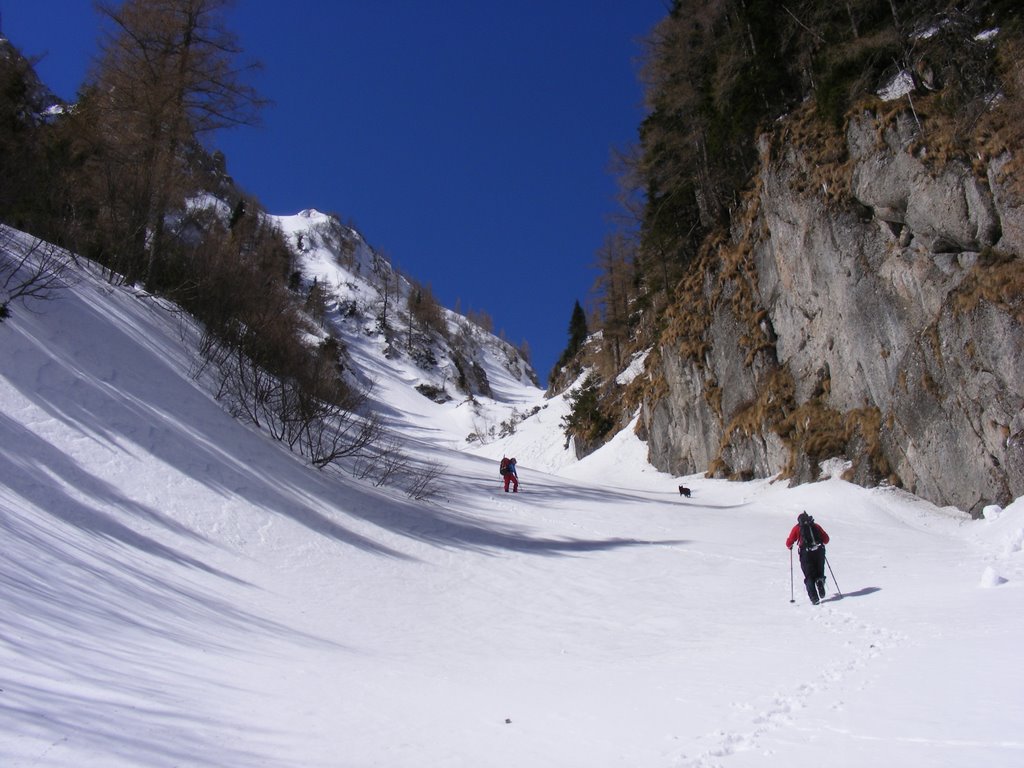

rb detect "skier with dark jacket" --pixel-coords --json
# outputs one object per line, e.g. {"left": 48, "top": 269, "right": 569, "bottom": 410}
{"left": 786, "top": 512, "right": 830, "bottom": 604}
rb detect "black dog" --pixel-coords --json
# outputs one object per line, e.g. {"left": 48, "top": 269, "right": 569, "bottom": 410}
{"left": 678, "top": 486, "right": 691, "bottom": 498}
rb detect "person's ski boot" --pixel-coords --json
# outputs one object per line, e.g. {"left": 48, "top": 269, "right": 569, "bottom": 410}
{"left": 816, "top": 578, "right": 826, "bottom": 599}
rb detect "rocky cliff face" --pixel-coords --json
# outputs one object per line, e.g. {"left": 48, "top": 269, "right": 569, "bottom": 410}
{"left": 641, "top": 105, "right": 1023, "bottom": 515}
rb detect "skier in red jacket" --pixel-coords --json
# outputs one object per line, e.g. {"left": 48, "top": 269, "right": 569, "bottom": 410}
{"left": 502, "top": 457, "right": 519, "bottom": 493}
{"left": 786, "top": 512, "right": 830, "bottom": 604}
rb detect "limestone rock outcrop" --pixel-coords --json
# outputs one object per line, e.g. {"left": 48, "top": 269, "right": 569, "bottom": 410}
{"left": 641, "top": 108, "right": 1023, "bottom": 515}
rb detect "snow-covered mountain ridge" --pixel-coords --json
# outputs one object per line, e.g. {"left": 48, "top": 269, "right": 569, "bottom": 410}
{"left": 271, "top": 207, "right": 542, "bottom": 445}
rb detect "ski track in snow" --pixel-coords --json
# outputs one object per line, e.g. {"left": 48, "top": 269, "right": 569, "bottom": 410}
{"left": 676, "top": 600, "right": 908, "bottom": 767}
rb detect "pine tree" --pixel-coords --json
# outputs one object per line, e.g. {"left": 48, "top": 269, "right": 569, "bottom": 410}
{"left": 549, "top": 299, "right": 589, "bottom": 385}
{"left": 567, "top": 300, "right": 588, "bottom": 357}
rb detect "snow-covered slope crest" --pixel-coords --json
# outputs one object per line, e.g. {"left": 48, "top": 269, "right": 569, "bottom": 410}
{"left": 269, "top": 209, "right": 541, "bottom": 440}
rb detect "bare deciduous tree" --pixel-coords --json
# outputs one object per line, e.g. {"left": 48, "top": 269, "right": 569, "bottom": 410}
{"left": 0, "top": 228, "right": 74, "bottom": 321}
{"left": 405, "top": 459, "right": 446, "bottom": 500}
{"left": 592, "top": 233, "right": 636, "bottom": 373}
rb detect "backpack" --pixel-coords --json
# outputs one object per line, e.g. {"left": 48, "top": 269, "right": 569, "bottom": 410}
{"left": 499, "top": 457, "right": 510, "bottom": 476}
{"left": 798, "top": 512, "right": 821, "bottom": 550}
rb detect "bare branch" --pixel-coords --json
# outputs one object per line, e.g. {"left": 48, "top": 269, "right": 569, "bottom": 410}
{"left": 405, "top": 460, "right": 446, "bottom": 501}
{"left": 0, "top": 228, "right": 74, "bottom": 320}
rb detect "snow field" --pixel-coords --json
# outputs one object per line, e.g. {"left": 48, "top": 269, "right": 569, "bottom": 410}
{"left": 1, "top": 229, "right": 1022, "bottom": 767}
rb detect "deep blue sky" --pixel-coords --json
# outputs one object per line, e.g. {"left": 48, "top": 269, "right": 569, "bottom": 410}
{"left": 4, "top": 1, "right": 664, "bottom": 382}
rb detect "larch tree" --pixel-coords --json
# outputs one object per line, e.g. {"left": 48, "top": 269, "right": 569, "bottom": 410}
{"left": 82, "top": 0, "right": 264, "bottom": 287}
{"left": 592, "top": 232, "right": 635, "bottom": 373}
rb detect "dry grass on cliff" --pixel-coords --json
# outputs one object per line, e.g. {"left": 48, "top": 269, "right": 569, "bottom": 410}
{"left": 952, "top": 248, "right": 1024, "bottom": 322}
{"left": 776, "top": 401, "right": 891, "bottom": 484}
{"left": 973, "top": 22, "right": 1024, "bottom": 193}
{"left": 706, "top": 357, "right": 891, "bottom": 485}
{"left": 710, "top": 369, "right": 793, "bottom": 480}
{"left": 660, "top": 161, "right": 772, "bottom": 365}
{"left": 772, "top": 15, "right": 1024, "bottom": 208}
{"left": 659, "top": 235, "right": 721, "bottom": 364}
{"left": 771, "top": 101, "right": 855, "bottom": 206}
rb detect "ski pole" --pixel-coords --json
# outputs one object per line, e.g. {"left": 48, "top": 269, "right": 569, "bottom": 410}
{"left": 789, "top": 547, "right": 795, "bottom": 603}
{"left": 824, "top": 554, "right": 843, "bottom": 598}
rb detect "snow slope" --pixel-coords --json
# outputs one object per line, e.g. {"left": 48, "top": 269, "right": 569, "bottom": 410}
{"left": 1, "top": 228, "right": 1022, "bottom": 767}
